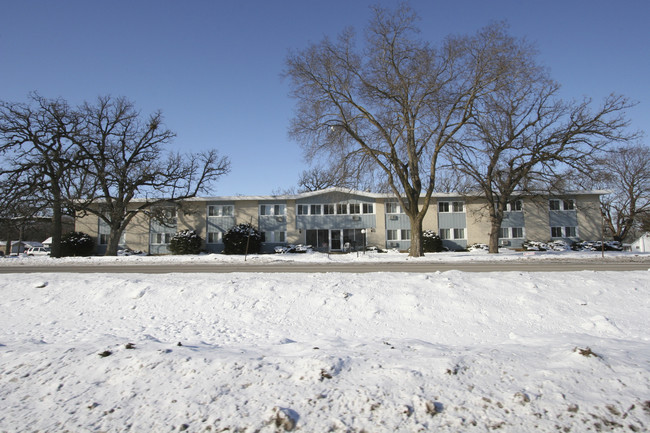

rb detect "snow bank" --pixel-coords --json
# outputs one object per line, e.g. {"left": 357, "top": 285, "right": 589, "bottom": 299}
{"left": 1, "top": 248, "right": 649, "bottom": 267}
{"left": 1, "top": 270, "right": 649, "bottom": 431}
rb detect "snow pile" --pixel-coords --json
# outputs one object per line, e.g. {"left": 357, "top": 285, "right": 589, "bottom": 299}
{"left": 1, "top": 247, "right": 649, "bottom": 266}
{"left": 1, "top": 270, "right": 649, "bottom": 431}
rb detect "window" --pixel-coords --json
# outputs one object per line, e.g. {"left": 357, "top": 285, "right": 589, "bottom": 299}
{"left": 386, "top": 202, "right": 399, "bottom": 214}
{"left": 261, "top": 231, "right": 286, "bottom": 243}
{"left": 349, "top": 203, "right": 360, "bottom": 214}
{"left": 550, "top": 199, "right": 575, "bottom": 211}
{"left": 153, "top": 233, "right": 172, "bottom": 244}
{"left": 260, "top": 204, "right": 285, "bottom": 216}
{"left": 99, "top": 233, "right": 109, "bottom": 245}
{"left": 500, "top": 227, "right": 524, "bottom": 239}
{"left": 208, "top": 205, "right": 233, "bottom": 217}
{"left": 439, "top": 201, "right": 465, "bottom": 213}
{"left": 337, "top": 203, "right": 348, "bottom": 214}
{"left": 440, "top": 228, "right": 464, "bottom": 240}
{"left": 306, "top": 229, "right": 329, "bottom": 248}
{"left": 386, "top": 229, "right": 398, "bottom": 241}
{"left": 565, "top": 226, "right": 577, "bottom": 237}
{"left": 323, "top": 204, "right": 335, "bottom": 215}
{"left": 311, "top": 204, "right": 322, "bottom": 215}
{"left": 363, "top": 203, "right": 374, "bottom": 214}
{"left": 508, "top": 200, "right": 522, "bottom": 211}
{"left": 551, "top": 227, "right": 563, "bottom": 238}
{"left": 297, "top": 204, "right": 309, "bottom": 215}
{"left": 400, "top": 229, "right": 411, "bottom": 241}
{"left": 207, "top": 232, "right": 222, "bottom": 244}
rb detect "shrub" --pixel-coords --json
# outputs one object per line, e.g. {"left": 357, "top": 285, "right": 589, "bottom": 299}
{"left": 168, "top": 230, "right": 203, "bottom": 255}
{"left": 60, "top": 231, "right": 95, "bottom": 257}
{"left": 422, "top": 230, "right": 444, "bottom": 252}
{"left": 223, "top": 223, "right": 262, "bottom": 255}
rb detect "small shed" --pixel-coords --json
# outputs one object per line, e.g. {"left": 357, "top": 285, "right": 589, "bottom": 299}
{"left": 630, "top": 233, "right": 650, "bottom": 253}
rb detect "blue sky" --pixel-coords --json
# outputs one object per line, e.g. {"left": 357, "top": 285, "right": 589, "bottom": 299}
{"left": 2, "top": 0, "right": 648, "bottom": 196}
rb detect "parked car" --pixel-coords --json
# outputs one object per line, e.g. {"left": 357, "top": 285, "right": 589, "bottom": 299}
{"left": 26, "top": 247, "right": 50, "bottom": 256}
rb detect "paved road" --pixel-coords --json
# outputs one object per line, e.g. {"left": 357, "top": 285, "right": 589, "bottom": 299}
{"left": 1, "top": 260, "right": 648, "bottom": 274}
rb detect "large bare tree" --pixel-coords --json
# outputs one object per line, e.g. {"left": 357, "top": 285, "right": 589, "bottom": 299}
{"left": 285, "top": 5, "right": 533, "bottom": 256}
{"left": 75, "top": 96, "right": 230, "bottom": 256}
{"left": 592, "top": 144, "right": 650, "bottom": 242}
{"left": 445, "top": 65, "right": 633, "bottom": 253}
{"left": 0, "top": 94, "right": 87, "bottom": 257}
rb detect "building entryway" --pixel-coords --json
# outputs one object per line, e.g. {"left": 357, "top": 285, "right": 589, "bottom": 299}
{"left": 305, "top": 229, "right": 367, "bottom": 252}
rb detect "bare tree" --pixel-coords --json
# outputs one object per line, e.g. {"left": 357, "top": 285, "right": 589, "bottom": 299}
{"left": 0, "top": 94, "right": 87, "bottom": 257}
{"left": 285, "top": 5, "right": 531, "bottom": 256}
{"left": 445, "top": 59, "right": 633, "bottom": 253}
{"left": 75, "top": 96, "right": 230, "bottom": 256}
{"left": 591, "top": 144, "right": 650, "bottom": 242}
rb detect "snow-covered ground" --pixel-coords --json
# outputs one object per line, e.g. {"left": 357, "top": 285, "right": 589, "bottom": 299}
{"left": 1, "top": 251, "right": 649, "bottom": 432}
{"left": 2, "top": 247, "right": 650, "bottom": 266}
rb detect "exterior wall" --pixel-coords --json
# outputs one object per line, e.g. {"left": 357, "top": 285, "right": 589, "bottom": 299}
{"left": 421, "top": 198, "right": 438, "bottom": 234}
{"left": 286, "top": 199, "right": 299, "bottom": 244}
{"left": 235, "top": 200, "right": 259, "bottom": 227}
{"left": 368, "top": 200, "right": 385, "bottom": 249}
{"left": 205, "top": 201, "right": 236, "bottom": 253}
{"left": 75, "top": 213, "right": 98, "bottom": 244}
{"left": 437, "top": 197, "right": 468, "bottom": 250}
{"left": 465, "top": 198, "right": 491, "bottom": 246}
{"left": 523, "top": 196, "right": 551, "bottom": 241}
{"left": 125, "top": 212, "right": 150, "bottom": 253}
{"left": 178, "top": 202, "right": 207, "bottom": 236}
{"left": 576, "top": 194, "right": 602, "bottom": 240}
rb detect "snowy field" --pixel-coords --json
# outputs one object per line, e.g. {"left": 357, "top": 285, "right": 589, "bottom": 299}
{"left": 1, "top": 251, "right": 649, "bottom": 432}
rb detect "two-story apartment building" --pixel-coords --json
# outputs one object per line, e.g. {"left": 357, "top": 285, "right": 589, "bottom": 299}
{"left": 75, "top": 188, "right": 605, "bottom": 254}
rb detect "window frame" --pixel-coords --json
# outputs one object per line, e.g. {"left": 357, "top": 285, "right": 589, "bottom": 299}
{"left": 439, "top": 201, "right": 465, "bottom": 213}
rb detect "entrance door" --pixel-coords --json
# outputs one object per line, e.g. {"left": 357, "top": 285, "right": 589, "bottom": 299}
{"left": 330, "top": 229, "right": 342, "bottom": 250}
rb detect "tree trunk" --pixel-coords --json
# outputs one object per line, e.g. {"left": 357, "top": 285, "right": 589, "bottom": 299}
{"left": 50, "top": 197, "right": 63, "bottom": 258}
{"left": 105, "top": 225, "right": 123, "bottom": 256}
{"left": 409, "top": 216, "right": 424, "bottom": 257}
{"left": 488, "top": 218, "right": 501, "bottom": 254}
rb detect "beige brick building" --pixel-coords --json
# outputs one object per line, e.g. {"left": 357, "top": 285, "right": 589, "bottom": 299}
{"left": 75, "top": 188, "right": 605, "bottom": 254}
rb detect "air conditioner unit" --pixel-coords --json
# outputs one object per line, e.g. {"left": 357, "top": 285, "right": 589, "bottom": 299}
{"left": 275, "top": 216, "right": 284, "bottom": 222}
{"left": 352, "top": 216, "right": 361, "bottom": 221}
{"left": 389, "top": 215, "right": 398, "bottom": 220}
{"left": 500, "top": 240, "right": 511, "bottom": 246}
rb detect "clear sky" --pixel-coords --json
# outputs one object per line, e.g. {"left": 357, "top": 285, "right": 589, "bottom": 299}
{"left": 2, "top": 0, "right": 648, "bottom": 196}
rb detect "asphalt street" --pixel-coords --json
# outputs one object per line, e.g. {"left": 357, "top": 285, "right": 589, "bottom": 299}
{"left": 1, "top": 260, "right": 648, "bottom": 274}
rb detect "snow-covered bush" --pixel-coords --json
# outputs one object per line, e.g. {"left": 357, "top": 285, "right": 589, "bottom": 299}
{"left": 223, "top": 223, "right": 262, "bottom": 255}
{"left": 548, "top": 240, "right": 571, "bottom": 251}
{"left": 60, "top": 231, "right": 95, "bottom": 257}
{"left": 168, "top": 230, "right": 203, "bottom": 255}
{"left": 522, "top": 240, "right": 548, "bottom": 251}
{"left": 467, "top": 243, "right": 489, "bottom": 252}
{"left": 523, "top": 240, "right": 572, "bottom": 252}
{"left": 572, "top": 240, "right": 623, "bottom": 251}
{"left": 274, "top": 244, "right": 312, "bottom": 254}
{"left": 422, "top": 230, "right": 444, "bottom": 252}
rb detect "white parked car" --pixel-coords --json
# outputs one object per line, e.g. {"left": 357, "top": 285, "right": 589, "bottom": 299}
{"left": 26, "top": 247, "right": 50, "bottom": 256}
